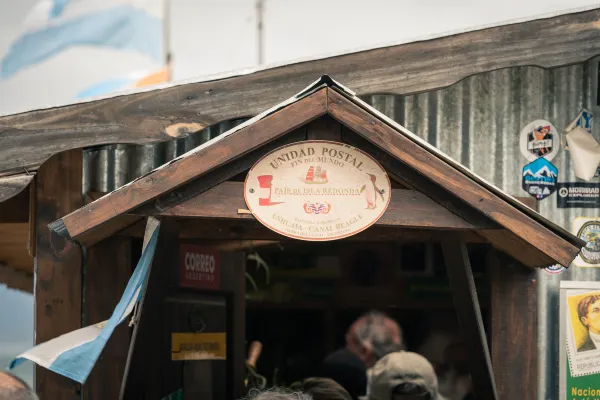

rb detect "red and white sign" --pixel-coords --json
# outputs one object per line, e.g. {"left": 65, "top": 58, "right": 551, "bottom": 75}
{"left": 244, "top": 141, "right": 391, "bottom": 241}
{"left": 179, "top": 245, "right": 220, "bottom": 290}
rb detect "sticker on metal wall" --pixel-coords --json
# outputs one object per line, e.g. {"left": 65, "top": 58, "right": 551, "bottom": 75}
{"left": 557, "top": 182, "right": 600, "bottom": 208}
{"left": 573, "top": 217, "right": 600, "bottom": 267}
{"left": 520, "top": 120, "right": 560, "bottom": 161}
{"left": 544, "top": 264, "right": 567, "bottom": 274}
{"left": 522, "top": 158, "right": 558, "bottom": 200}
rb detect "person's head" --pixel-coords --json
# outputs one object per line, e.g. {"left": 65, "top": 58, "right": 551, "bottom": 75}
{"left": 346, "top": 311, "right": 404, "bottom": 368}
{"left": 578, "top": 294, "right": 600, "bottom": 334}
{"left": 367, "top": 352, "right": 439, "bottom": 400}
{"left": 0, "top": 371, "right": 38, "bottom": 400}
{"left": 294, "top": 378, "right": 352, "bottom": 400}
{"left": 245, "top": 387, "right": 313, "bottom": 400}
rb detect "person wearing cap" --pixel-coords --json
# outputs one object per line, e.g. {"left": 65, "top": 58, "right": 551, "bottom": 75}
{"left": 322, "top": 311, "right": 404, "bottom": 400}
{"left": 363, "top": 351, "right": 445, "bottom": 400}
{"left": 0, "top": 371, "right": 38, "bottom": 400}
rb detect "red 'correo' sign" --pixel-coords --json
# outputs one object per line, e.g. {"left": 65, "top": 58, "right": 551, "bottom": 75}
{"left": 179, "top": 245, "right": 220, "bottom": 290}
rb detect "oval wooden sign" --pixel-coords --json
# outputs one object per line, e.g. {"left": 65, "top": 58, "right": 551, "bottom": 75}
{"left": 244, "top": 141, "right": 391, "bottom": 241}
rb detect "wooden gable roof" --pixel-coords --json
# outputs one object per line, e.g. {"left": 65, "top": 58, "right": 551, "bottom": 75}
{"left": 50, "top": 76, "right": 584, "bottom": 268}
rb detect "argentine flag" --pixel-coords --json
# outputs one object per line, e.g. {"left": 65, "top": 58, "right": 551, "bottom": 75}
{"left": 9, "top": 218, "right": 161, "bottom": 384}
{"left": 75, "top": 65, "right": 169, "bottom": 99}
{"left": 1, "top": 0, "right": 164, "bottom": 79}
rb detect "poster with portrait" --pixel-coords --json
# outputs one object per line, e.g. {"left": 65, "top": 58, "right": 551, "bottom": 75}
{"left": 560, "top": 281, "right": 600, "bottom": 400}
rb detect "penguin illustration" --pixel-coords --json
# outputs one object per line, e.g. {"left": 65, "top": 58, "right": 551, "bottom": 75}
{"left": 360, "top": 173, "right": 385, "bottom": 209}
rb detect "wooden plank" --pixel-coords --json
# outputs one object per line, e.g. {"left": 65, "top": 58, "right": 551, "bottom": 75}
{"left": 146, "top": 181, "right": 487, "bottom": 230}
{"left": 34, "top": 150, "right": 83, "bottom": 399}
{"left": 83, "top": 236, "right": 132, "bottom": 400}
{"left": 0, "top": 174, "right": 33, "bottom": 202}
{"left": 329, "top": 88, "right": 581, "bottom": 267}
{"left": 120, "top": 218, "right": 178, "bottom": 399}
{"left": 441, "top": 237, "right": 498, "bottom": 400}
{"left": 2, "top": 9, "right": 600, "bottom": 176}
{"left": 56, "top": 89, "right": 327, "bottom": 242}
{"left": 515, "top": 196, "right": 537, "bottom": 212}
{"left": 488, "top": 249, "right": 537, "bottom": 400}
{"left": 478, "top": 229, "right": 554, "bottom": 268}
{"left": 74, "top": 214, "right": 141, "bottom": 248}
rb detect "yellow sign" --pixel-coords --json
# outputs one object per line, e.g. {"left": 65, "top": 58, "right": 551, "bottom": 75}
{"left": 244, "top": 141, "right": 391, "bottom": 241}
{"left": 171, "top": 333, "right": 226, "bottom": 361}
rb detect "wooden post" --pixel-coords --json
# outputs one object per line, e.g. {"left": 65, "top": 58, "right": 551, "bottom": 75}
{"left": 441, "top": 237, "right": 498, "bottom": 400}
{"left": 34, "top": 149, "right": 83, "bottom": 399}
{"left": 488, "top": 250, "right": 537, "bottom": 400}
{"left": 83, "top": 236, "right": 132, "bottom": 400}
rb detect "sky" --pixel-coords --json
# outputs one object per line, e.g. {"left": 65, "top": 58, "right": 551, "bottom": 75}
{"left": 1, "top": 0, "right": 599, "bottom": 391}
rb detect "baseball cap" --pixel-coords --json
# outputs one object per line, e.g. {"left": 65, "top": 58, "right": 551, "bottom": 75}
{"left": 366, "top": 352, "right": 439, "bottom": 400}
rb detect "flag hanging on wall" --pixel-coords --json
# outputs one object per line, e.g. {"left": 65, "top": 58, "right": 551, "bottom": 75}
{"left": 1, "top": 0, "right": 164, "bottom": 79}
{"left": 9, "top": 218, "right": 161, "bottom": 384}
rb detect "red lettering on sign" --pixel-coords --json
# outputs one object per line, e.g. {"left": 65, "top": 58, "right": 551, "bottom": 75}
{"left": 179, "top": 245, "right": 220, "bottom": 290}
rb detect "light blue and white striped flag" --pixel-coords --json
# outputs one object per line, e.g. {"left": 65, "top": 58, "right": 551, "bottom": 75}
{"left": 1, "top": 0, "right": 163, "bottom": 79}
{"left": 9, "top": 218, "right": 161, "bottom": 384}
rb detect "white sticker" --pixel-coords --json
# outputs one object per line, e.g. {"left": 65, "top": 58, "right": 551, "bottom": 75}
{"left": 520, "top": 120, "right": 560, "bottom": 162}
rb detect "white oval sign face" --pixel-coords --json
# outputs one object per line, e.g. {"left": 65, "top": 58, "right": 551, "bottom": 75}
{"left": 244, "top": 141, "right": 391, "bottom": 241}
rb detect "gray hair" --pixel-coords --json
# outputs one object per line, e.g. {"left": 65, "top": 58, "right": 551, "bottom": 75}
{"left": 0, "top": 387, "right": 39, "bottom": 400}
{"left": 0, "top": 372, "right": 38, "bottom": 400}
{"left": 351, "top": 311, "right": 404, "bottom": 361}
{"left": 245, "top": 387, "right": 313, "bottom": 400}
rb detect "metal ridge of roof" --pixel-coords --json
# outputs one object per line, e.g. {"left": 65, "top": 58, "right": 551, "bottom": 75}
{"left": 3, "top": 4, "right": 600, "bottom": 118}
{"left": 53, "top": 74, "right": 581, "bottom": 248}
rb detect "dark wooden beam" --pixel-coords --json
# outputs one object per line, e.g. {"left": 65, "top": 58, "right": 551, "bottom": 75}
{"left": 34, "top": 150, "right": 83, "bottom": 399}
{"left": 488, "top": 249, "right": 537, "bottom": 400}
{"left": 119, "top": 217, "right": 491, "bottom": 243}
{"left": 83, "top": 236, "right": 132, "bottom": 400}
{"left": 306, "top": 115, "right": 342, "bottom": 141}
{"left": 441, "top": 237, "right": 498, "bottom": 400}
{"left": 1, "top": 9, "right": 600, "bottom": 177}
{"left": 329, "top": 88, "right": 580, "bottom": 267}
{"left": 136, "top": 181, "right": 491, "bottom": 230}
{"left": 0, "top": 185, "right": 29, "bottom": 222}
{"left": 55, "top": 89, "right": 327, "bottom": 243}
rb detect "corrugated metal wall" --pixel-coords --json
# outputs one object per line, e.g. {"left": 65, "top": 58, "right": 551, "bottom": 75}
{"left": 82, "top": 118, "right": 247, "bottom": 194}
{"left": 83, "top": 60, "right": 600, "bottom": 399}
{"left": 364, "top": 61, "right": 600, "bottom": 400}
